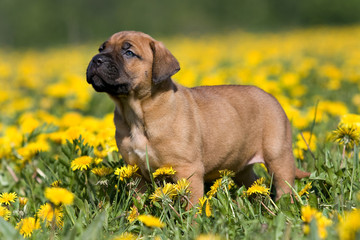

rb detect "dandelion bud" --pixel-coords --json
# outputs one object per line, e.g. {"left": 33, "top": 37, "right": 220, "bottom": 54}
{"left": 19, "top": 197, "right": 28, "bottom": 207}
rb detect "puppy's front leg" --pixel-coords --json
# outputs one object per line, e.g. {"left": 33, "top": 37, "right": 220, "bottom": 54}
{"left": 174, "top": 165, "right": 205, "bottom": 209}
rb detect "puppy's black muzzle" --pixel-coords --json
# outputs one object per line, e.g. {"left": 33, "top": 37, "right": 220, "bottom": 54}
{"left": 86, "top": 54, "right": 130, "bottom": 96}
{"left": 92, "top": 55, "right": 105, "bottom": 67}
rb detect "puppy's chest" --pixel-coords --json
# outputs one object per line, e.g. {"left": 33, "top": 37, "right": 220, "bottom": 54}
{"left": 129, "top": 129, "right": 149, "bottom": 161}
{"left": 123, "top": 126, "right": 159, "bottom": 174}
{"left": 114, "top": 100, "right": 160, "bottom": 176}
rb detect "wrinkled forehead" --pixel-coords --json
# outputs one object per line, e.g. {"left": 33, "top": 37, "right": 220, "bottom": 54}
{"left": 107, "top": 31, "right": 154, "bottom": 55}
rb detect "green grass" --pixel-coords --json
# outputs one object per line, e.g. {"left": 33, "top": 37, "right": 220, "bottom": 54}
{"left": 1, "top": 112, "right": 360, "bottom": 239}
{"left": 2, "top": 27, "right": 360, "bottom": 239}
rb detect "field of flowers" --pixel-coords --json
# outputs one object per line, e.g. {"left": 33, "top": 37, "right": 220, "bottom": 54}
{"left": 1, "top": 25, "right": 360, "bottom": 239}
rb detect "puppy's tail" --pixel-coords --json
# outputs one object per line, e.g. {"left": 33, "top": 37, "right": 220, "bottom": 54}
{"left": 295, "top": 168, "right": 311, "bottom": 179}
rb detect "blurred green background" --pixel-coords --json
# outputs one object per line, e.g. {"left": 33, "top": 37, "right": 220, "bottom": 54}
{"left": 1, "top": 0, "right": 360, "bottom": 48}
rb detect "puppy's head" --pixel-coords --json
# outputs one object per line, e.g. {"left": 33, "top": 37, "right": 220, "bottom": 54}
{"left": 86, "top": 31, "right": 180, "bottom": 96}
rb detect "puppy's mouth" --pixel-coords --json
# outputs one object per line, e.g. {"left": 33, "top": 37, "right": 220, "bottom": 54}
{"left": 86, "top": 56, "right": 130, "bottom": 96}
{"left": 87, "top": 73, "right": 130, "bottom": 96}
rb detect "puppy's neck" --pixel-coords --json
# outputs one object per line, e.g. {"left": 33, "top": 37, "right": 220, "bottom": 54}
{"left": 111, "top": 93, "right": 144, "bottom": 128}
{"left": 109, "top": 78, "right": 177, "bottom": 133}
{"left": 151, "top": 78, "right": 177, "bottom": 97}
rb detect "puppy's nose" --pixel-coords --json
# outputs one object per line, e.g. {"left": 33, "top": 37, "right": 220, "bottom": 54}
{"left": 93, "top": 55, "right": 104, "bottom": 66}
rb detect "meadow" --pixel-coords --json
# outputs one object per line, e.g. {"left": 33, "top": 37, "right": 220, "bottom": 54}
{"left": 1, "top": 26, "right": 360, "bottom": 239}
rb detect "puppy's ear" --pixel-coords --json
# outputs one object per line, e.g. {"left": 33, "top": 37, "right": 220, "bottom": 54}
{"left": 150, "top": 41, "right": 180, "bottom": 84}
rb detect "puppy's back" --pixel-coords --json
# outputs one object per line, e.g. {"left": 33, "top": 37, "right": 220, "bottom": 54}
{"left": 189, "top": 84, "right": 285, "bottom": 118}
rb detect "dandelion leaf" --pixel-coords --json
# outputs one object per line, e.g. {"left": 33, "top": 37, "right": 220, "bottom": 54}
{"left": 277, "top": 194, "right": 297, "bottom": 217}
{"left": 0, "top": 217, "right": 24, "bottom": 240}
{"left": 308, "top": 193, "right": 319, "bottom": 209}
{"left": 274, "top": 213, "right": 286, "bottom": 240}
{"left": 63, "top": 226, "right": 78, "bottom": 240}
{"left": 79, "top": 212, "right": 106, "bottom": 240}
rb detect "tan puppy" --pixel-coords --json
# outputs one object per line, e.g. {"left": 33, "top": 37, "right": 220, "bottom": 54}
{"left": 86, "top": 31, "right": 309, "bottom": 204}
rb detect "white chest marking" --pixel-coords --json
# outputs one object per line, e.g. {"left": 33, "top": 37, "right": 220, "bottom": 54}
{"left": 134, "top": 149, "right": 147, "bottom": 160}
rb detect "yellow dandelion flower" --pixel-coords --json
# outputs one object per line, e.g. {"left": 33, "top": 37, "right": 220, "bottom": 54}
{"left": 205, "top": 198, "right": 212, "bottom": 217}
{"left": 137, "top": 214, "right": 165, "bottom": 228}
{"left": 301, "top": 205, "right": 318, "bottom": 223}
{"left": 91, "top": 166, "right": 114, "bottom": 177}
{"left": 294, "top": 148, "right": 305, "bottom": 160}
{"left": 51, "top": 180, "right": 62, "bottom": 187}
{"left": 298, "top": 182, "right": 312, "bottom": 196}
{"left": 338, "top": 209, "right": 360, "bottom": 240}
{"left": 259, "top": 163, "right": 268, "bottom": 172}
{"left": 114, "top": 164, "right": 139, "bottom": 181}
{"left": 0, "top": 205, "right": 11, "bottom": 221}
{"left": 246, "top": 178, "right": 269, "bottom": 196}
{"left": 152, "top": 166, "right": 176, "bottom": 179}
{"left": 107, "top": 145, "right": 118, "bottom": 153}
{"left": 301, "top": 205, "right": 331, "bottom": 239}
{"left": 197, "top": 196, "right": 207, "bottom": 214}
{"left": 340, "top": 114, "right": 360, "bottom": 128}
{"left": 219, "top": 169, "right": 235, "bottom": 178}
{"left": 112, "top": 232, "right": 138, "bottom": 240}
{"left": 94, "top": 148, "right": 107, "bottom": 159}
{"left": 37, "top": 203, "right": 63, "bottom": 228}
{"left": 175, "top": 178, "right": 191, "bottom": 195}
{"left": 44, "top": 187, "right": 74, "bottom": 206}
{"left": 296, "top": 132, "right": 317, "bottom": 152}
{"left": 331, "top": 124, "right": 360, "bottom": 149}
{"left": 255, "top": 177, "right": 265, "bottom": 185}
{"left": 197, "top": 196, "right": 212, "bottom": 217}
{"left": 17, "top": 139, "right": 50, "bottom": 162}
{"left": 317, "top": 214, "right": 332, "bottom": 239}
{"left": 94, "top": 158, "right": 103, "bottom": 165}
{"left": 45, "top": 82, "right": 69, "bottom": 98}
{"left": 16, "top": 217, "right": 40, "bottom": 238}
{"left": 150, "top": 183, "right": 177, "bottom": 203}
{"left": 206, "top": 172, "right": 236, "bottom": 196}
{"left": 246, "top": 184, "right": 270, "bottom": 196}
{"left": 94, "top": 144, "right": 118, "bottom": 158}
{"left": 198, "top": 196, "right": 207, "bottom": 206}
{"left": 302, "top": 130, "right": 318, "bottom": 149}
{"left": 71, "top": 156, "right": 93, "bottom": 171}
{"left": 0, "top": 192, "right": 17, "bottom": 205}
{"left": 303, "top": 224, "right": 310, "bottom": 235}
{"left": 127, "top": 206, "right": 139, "bottom": 223}
{"left": 19, "top": 197, "right": 28, "bottom": 207}
{"left": 19, "top": 113, "right": 40, "bottom": 134}
{"left": 196, "top": 234, "right": 222, "bottom": 240}
{"left": 207, "top": 179, "right": 222, "bottom": 197}
{"left": 225, "top": 178, "right": 235, "bottom": 191}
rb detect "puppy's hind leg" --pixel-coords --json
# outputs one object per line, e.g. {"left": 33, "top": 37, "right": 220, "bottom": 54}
{"left": 262, "top": 112, "right": 296, "bottom": 200}
{"left": 264, "top": 150, "right": 296, "bottom": 201}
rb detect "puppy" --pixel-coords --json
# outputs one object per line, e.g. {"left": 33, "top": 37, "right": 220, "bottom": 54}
{"left": 86, "top": 31, "right": 309, "bottom": 205}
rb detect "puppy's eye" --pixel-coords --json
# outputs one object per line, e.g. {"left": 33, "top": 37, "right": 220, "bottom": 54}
{"left": 124, "top": 50, "right": 136, "bottom": 57}
{"left": 98, "top": 46, "right": 105, "bottom": 52}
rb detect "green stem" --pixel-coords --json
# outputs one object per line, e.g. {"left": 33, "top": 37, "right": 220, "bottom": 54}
{"left": 349, "top": 144, "right": 358, "bottom": 201}
{"left": 145, "top": 145, "right": 156, "bottom": 189}
{"left": 285, "top": 180, "right": 303, "bottom": 205}
{"left": 260, "top": 200, "right": 276, "bottom": 216}
{"left": 267, "top": 196, "right": 279, "bottom": 211}
{"left": 64, "top": 205, "right": 75, "bottom": 226}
